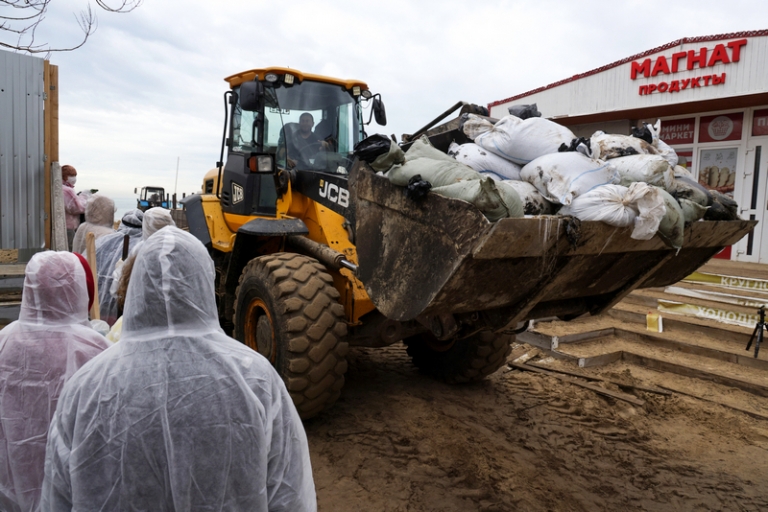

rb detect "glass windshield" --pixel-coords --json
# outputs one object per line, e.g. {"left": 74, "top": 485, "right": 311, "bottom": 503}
{"left": 262, "top": 80, "right": 362, "bottom": 173}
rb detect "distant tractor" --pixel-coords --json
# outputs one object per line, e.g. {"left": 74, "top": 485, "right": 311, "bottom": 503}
{"left": 135, "top": 186, "right": 169, "bottom": 211}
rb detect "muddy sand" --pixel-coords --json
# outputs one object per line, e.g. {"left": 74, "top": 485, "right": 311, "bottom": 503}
{"left": 306, "top": 343, "right": 768, "bottom": 511}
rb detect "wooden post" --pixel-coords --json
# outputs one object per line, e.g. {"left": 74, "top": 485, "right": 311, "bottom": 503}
{"left": 86, "top": 232, "right": 100, "bottom": 320}
{"left": 43, "top": 61, "right": 52, "bottom": 248}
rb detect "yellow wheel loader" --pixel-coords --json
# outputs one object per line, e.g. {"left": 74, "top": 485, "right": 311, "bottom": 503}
{"left": 183, "top": 67, "right": 755, "bottom": 419}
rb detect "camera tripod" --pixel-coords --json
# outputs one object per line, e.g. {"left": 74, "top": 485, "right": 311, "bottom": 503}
{"left": 746, "top": 305, "right": 767, "bottom": 358}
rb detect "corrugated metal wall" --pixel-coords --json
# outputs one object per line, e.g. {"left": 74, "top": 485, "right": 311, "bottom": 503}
{"left": 0, "top": 50, "right": 45, "bottom": 253}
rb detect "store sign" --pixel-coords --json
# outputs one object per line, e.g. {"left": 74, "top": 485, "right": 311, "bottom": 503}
{"left": 753, "top": 109, "right": 768, "bottom": 137}
{"left": 699, "top": 113, "right": 743, "bottom": 143}
{"left": 659, "top": 118, "right": 695, "bottom": 145}
{"left": 631, "top": 38, "right": 747, "bottom": 96}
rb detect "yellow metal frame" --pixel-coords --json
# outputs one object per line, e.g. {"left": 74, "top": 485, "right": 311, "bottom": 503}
{"left": 224, "top": 66, "right": 368, "bottom": 91}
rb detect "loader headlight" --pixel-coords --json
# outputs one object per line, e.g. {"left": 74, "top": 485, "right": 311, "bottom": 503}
{"left": 265, "top": 73, "right": 279, "bottom": 83}
{"left": 248, "top": 154, "right": 275, "bottom": 174}
{"left": 284, "top": 73, "right": 295, "bottom": 85}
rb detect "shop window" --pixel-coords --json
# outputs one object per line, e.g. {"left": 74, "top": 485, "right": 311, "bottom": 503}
{"left": 699, "top": 113, "right": 743, "bottom": 143}
{"left": 752, "top": 109, "right": 768, "bottom": 137}
{"left": 698, "top": 147, "right": 737, "bottom": 198}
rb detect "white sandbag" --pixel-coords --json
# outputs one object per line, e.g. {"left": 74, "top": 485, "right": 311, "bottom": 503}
{"left": 461, "top": 114, "right": 495, "bottom": 140}
{"left": 673, "top": 165, "right": 695, "bottom": 180}
{"left": 626, "top": 182, "right": 666, "bottom": 241}
{"left": 645, "top": 120, "right": 679, "bottom": 168}
{"left": 609, "top": 154, "right": 675, "bottom": 191}
{"left": 558, "top": 185, "right": 636, "bottom": 227}
{"left": 448, "top": 142, "right": 522, "bottom": 181}
{"left": 590, "top": 131, "right": 659, "bottom": 161}
{"left": 473, "top": 115, "right": 576, "bottom": 165}
{"left": 657, "top": 188, "right": 685, "bottom": 249}
{"left": 432, "top": 177, "right": 524, "bottom": 221}
{"left": 678, "top": 198, "right": 708, "bottom": 224}
{"left": 404, "top": 135, "right": 457, "bottom": 163}
{"left": 496, "top": 180, "right": 554, "bottom": 215}
{"left": 387, "top": 157, "right": 480, "bottom": 188}
{"left": 520, "top": 152, "right": 619, "bottom": 206}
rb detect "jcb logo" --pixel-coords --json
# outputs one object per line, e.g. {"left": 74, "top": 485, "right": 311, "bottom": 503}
{"left": 318, "top": 180, "right": 349, "bottom": 208}
{"left": 232, "top": 183, "right": 244, "bottom": 204}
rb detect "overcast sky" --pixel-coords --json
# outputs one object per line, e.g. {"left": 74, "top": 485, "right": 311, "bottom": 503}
{"left": 4, "top": 0, "right": 768, "bottom": 205}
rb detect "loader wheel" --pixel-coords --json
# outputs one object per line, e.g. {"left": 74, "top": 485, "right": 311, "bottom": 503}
{"left": 234, "top": 253, "right": 349, "bottom": 419}
{"left": 404, "top": 330, "right": 512, "bottom": 384}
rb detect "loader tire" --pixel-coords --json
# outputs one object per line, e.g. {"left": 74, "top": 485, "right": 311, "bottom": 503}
{"left": 404, "top": 330, "right": 512, "bottom": 384}
{"left": 234, "top": 253, "right": 348, "bottom": 419}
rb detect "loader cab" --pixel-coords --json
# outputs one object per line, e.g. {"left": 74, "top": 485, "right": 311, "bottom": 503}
{"left": 219, "top": 67, "right": 384, "bottom": 217}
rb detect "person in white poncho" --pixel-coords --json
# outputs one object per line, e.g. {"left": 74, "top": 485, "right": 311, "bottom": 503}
{"left": 71, "top": 194, "right": 116, "bottom": 255}
{"left": 0, "top": 252, "right": 109, "bottom": 512}
{"left": 41, "top": 226, "right": 316, "bottom": 511}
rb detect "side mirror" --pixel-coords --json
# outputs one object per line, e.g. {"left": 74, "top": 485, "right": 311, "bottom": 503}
{"left": 373, "top": 97, "right": 387, "bottom": 126}
{"left": 240, "top": 81, "right": 264, "bottom": 111}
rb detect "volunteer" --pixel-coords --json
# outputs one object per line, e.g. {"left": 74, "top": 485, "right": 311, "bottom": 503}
{"left": 72, "top": 194, "right": 116, "bottom": 255}
{"left": 61, "top": 165, "right": 88, "bottom": 251}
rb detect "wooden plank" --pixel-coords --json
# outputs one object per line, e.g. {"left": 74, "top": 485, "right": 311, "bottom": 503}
{"left": 578, "top": 351, "right": 623, "bottom": 368}
{"left": 616, "top": 328, "right": 768, "bottom": 371}
{"left": 527, "top": 362, "right": 672, "bottom": 396}
{"left": 509, "top": 362, "right": 646, "bottom": 406}
{"left": 621, "top": 352, "right": 768, "bottom": 398}
{"left": 608, "top": 307, "right": 753, "bottom": 344}
{"left": 85, "top": 233, "right": 100, "bottom": 320}
{"left": 43, "top": 60, "right": 52, "bottom": 249}
{"left": 554, "top": 328, "right": 616, "bottom": 347}
{"left": 659, "top": 385, "right": 768, "bottom": 421}
{"left": 515, "top": 331, "right": 554, "bottom": 350}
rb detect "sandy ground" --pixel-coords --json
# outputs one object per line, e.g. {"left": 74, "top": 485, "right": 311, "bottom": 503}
{"left": 306, "top": 343, "right": 768, "bottom": 512}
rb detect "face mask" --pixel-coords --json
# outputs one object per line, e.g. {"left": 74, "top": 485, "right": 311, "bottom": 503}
{"left": 67, "top": 176, "right": 77, "bottom": 186}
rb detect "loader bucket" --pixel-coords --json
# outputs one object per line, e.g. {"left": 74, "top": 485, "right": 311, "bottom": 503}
{"left": 351, "top": 163, "right": 756, "bottom": 328}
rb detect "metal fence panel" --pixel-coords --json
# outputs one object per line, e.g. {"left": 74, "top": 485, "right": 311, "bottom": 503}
{"left": 0, "top": 50, "right": 45, "bottom": 254}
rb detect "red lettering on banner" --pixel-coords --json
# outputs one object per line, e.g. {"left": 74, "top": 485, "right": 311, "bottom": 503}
{"left": 631, "top": 60, "right": 651, "bottom": 79}
{"left": 681, "top": 79, "right": 691, "bottom": 89}
{"left": 671, "top": 52, "right": 686, "bottom": 72}
{"left": 712, "top": 73, "right": 726, "bottom": 85}
{"left": 687, "top": 48, "right": 708, "bottom": 70}
{"left": 639, "top": 85, "right": 649, "bottom": 95}
{"left": 651, "top": 56, "right": 671, "bottom": 76}
{"left": 647, "top": 84, "right": 658, "bottom": 93}
{"left": 690, "top": 77, "right": 701, "bottom": 88}
{"left": 703, "top": 75, "right": 712, "bottom": 86}
{"left": 658, "top": 82, "right": 669, "bottom": 92}
{"left": 728, "top": 39, "right": 747, "bottom": 61}
{"left": 669, "top": 80, "right": 680, "bottom": 92}
{"left": 707, "top": 44, "right": 731, "bottom": 66}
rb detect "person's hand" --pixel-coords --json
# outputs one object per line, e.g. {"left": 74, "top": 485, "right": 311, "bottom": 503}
{"left": 287, "top": 157, "right": 297, "bottom": 168}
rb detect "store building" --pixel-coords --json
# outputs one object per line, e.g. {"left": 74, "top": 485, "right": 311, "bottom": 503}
{"left": 489, "top": 30, "right": 768, "bottom": 263}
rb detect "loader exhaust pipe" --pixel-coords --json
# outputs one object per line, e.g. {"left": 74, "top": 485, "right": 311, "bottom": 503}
{"left": 287, "top": 235, "right": 358, "bottom": 274}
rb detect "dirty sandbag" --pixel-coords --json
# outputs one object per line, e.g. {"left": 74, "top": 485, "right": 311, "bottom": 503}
{"left": 369, "top": 140, "right": 405, "bottom": 173}
{"left": 387, "top": 157, "right": 480, "bottom": 188}
{"left": 656, "top": 187, "right": 685, "bottom": 249}
{"left": 705, "top": 191, "right": 740, "bottom": 221}
{"left": 405, "top": 135, "right": 460, "bottom": 163}
{"left": 496, "top": 180, "right": 554, "bottom": 215}
{"left": 405, "top": 174, "right": 432, "bottom": 201}
{"left": 609, "top": 154, "right": 675, "bottom": 191}
{"left": 631, "top": 125, "right": 653, "bottom": 144}
{"left": 355, "top": 134, "right": 395, "bottom": 163}
{"left": 558, "top": 185, "right": 636, "bottom": 227}
{"left": 473, "top": 115, "right": 576, "bottom": 165}
{"left": 507, "top": 103, "right": 541, "bottom": 119}
{"left": 626, "top": 182, "right": 666, "bottom": 241}
{"left": 673, "top": 165, "right": 695, "bottom": 180}
{"left": 520, "top": 152, "right": 619, "bottom": 206}
{"left": 590, "top": 131, "right": 659, "bottom": 161}
{"left": 643, "top": 120, "right": 679, "bottom": 168}
{"left": 670, "top": 175, "right": 712, "bottom": 207}
{"left": 431, "top": 177, "right": 523, "bottom": 221}
{"left": 678, "top": 198, "right": 708, "bottom": 224}
{"left": 448, "top": 142, "right": 522, "bottom": 181}
{"left": 460, "top": 113, "right": 495, "bottom": 141}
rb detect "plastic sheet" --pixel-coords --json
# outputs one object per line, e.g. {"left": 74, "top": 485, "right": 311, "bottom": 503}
{"left": 42, "top": 228, "right": 316, "bottom": 511}
{"left": 0, "top": 252, "right": 108, "bottom": 512}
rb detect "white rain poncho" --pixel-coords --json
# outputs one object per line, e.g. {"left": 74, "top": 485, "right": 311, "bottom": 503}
{"left": 42, "top": 227, "right": 316, "bottom": 511}
{"left": 71, "top": 194, "right": 116, "bottom": 254}
{"left": 94, "top": 209, "right": 144, "bottom": 326}
{"left": 0, "top": 252, "right": 109, "bottom": 512}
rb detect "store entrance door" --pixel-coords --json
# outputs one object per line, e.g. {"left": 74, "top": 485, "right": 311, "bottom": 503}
{"left": 735, "top": 138, "right": 768, "bottom": 263}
